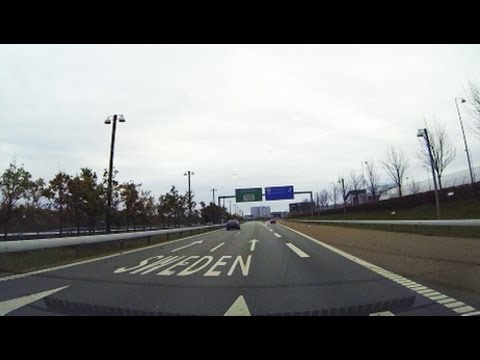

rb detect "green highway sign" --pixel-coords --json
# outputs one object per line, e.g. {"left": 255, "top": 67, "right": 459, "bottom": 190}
{"left": 235, "top": 188, "right": 263, "bottom": 203}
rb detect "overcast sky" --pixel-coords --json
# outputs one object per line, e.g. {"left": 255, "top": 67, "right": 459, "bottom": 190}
{"left": 1, "top": 44, "right": 479, "bottom": 213}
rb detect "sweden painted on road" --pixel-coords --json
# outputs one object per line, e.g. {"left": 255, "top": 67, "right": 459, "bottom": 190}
{"left": 114, "top": 254, "right": 253, "bottom": 277}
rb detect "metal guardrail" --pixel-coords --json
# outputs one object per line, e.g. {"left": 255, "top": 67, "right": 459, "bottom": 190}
{"left": 0, "top": 224, "right": 225, "bottom": 254}
{"left": 296, "top": 219, "right": 480, "bottom": 227}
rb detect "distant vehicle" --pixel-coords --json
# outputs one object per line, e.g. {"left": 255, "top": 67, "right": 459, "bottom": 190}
{"left": 226, "top": 219, "right": 240, "bottom": 230}
{"left": 270, "top": 219, "right": 276, "bottom": 224}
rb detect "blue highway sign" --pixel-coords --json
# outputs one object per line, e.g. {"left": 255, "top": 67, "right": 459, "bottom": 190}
{"left": 265, "top": 185, "right": 294, "bottom": 201}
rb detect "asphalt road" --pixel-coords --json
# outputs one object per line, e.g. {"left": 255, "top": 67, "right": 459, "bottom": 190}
{"left": 1, "top": 221, "right": 478, "bottom": 316}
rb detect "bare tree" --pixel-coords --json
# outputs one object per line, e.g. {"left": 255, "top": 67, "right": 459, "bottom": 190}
{"left": 416, "top": 120, "right": 456, "bottom": 189}
{"left": 467, "top": 80, "right": 480, "bottom": 140}
{"left": 364, "top": 159, "right": 380, "bottom": 202}
{"left": 348, "top": 170, "right": 362, "bottom": 192}
{"left": 381, "top": 147, "right": 409, "bottom": 197}
{"left": 319, "top": 189, "right": 329, "bottom": 210}
{"left": 407, "top": 178, "right": 421, "bottom": 195}
{"left": 314, "top": 192, "right": 320, "bottom": 212}
{"left": 330, "top": 183, "right": 339, "bottom": 207}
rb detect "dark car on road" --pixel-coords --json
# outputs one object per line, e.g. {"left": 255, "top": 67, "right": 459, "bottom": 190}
{"left": 270, "top": 219, "right": 277, "bottom": 224}
{"left": 226, "top": 219, "right": 240, "bottom": 230}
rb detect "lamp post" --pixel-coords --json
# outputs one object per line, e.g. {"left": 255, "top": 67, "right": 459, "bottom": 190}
{"left": 104, "top": 114, "right": 125, "bottom": 234}
{"left": 338, "top": 178, "right": 347, "bottom": 217}
{"left": 454, "top": 98, "right": 475, "bottom": 184}
{"left": 184, "top": 170, "right": 195, "bottom": 226}
{"left": 211, "top": 188, "right": 217, "bottom": 205}
{"left": 417, "top": 128, "right": 440, "bottom": 219}
{"left": 364, "top": 161, "right": 371, "bottom": 202}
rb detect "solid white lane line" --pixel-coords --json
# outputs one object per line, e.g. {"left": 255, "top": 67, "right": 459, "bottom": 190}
{"left": 285, "top": 243, "right": 310, "bottom": 258}
{"left": 279, "top": 223, "right": 480, "bottom": 316}
{"left": 0, "top": 229, "right": 224, "bottom": 283}
{"left": 0, "top": 286, "right": 69, "bottom": 316}
{"left": 274, "top": 233, "right": 282, "bottom": 238}
{"left": 210, "top": 242, "right": 225, "bottom": 253}
{"left": 224, "top": 295, "right": 251, "bottom": 316}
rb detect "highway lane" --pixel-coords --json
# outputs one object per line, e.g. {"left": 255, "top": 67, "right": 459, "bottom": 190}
{"left": 0, "top": 221, "right": 477, "bottom": 316}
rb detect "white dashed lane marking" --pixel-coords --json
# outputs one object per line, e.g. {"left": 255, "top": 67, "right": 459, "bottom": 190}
{"left": 210, "top": 242, "right": 225, "bottom": 253}
{"left": 285, "top": 243, "right": 310, "bottom": 258}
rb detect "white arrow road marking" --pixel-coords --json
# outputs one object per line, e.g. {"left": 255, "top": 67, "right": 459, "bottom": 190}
{"left": 234, "top": 232, "right": 240, "bottom": 236}
{"left": 171, "top": 240, "right": 203, "bottom": 253}
{"left": 248, "top": 239, "right": 259, "bottom": 252}
{"left": 285, "top": 243, "right": 310, "bottom": 258}
{"left": 210, "top": 242, "right": 225, "bottom": 253}
{"left": 273, "top": 233, "right": 282, "bottom": 238}
{"left": 224, "top": 295, "right": 251, "bottom": 316}
{"left": 0, "top": 286, "right": 69, "bottom": 316}
{"left": 369, "top": 311, "right": 395, "bottom": 316}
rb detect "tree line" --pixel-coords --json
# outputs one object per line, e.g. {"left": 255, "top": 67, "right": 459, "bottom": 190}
{"left": 0, "top": 162, "right": 235, "bottom": 239}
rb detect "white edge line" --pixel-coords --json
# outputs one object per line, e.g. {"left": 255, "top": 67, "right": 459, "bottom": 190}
{"left": 0, "top": 229, "right": 224, "bottom": 283}
{"left": 279, "top": 223, "right": 479, "bottom": 316}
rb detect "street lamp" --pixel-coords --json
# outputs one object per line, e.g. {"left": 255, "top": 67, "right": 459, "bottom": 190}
{"left": 338, "top": 178, "right": 347, "bottom": 217}
{"left": 105, "top": 114, "right": 126, "bottom": 234}
{"left": 454, "top": 98, "right": 476, "bottom": 184}
{"left": 211, "top": 188, "right": 217, "bottom": 205}
{"left": 417, "top": 128, "right": 440, "bottom": 219}
{"left": 184, "top": 170, "right": 195, "bottom": 226}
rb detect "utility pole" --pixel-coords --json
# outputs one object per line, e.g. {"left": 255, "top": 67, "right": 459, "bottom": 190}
{"left": 338, "top": 178, "right": 347, "bottom": 218}
{"left": 184, "top": 170, "right": 194, "bottom": 226}
{"left": 104, "top": 114, "right": 125, "bottom": 234}
{"left": 455, "top": 98, "right": 476, "bottom": 184}
{"left": 211, "top": 188, "right": 217, "bottom": 205}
